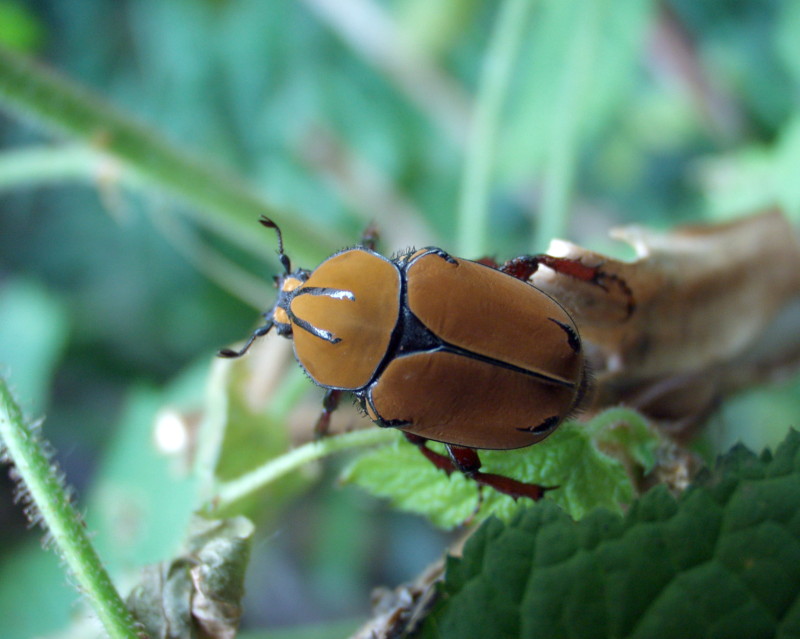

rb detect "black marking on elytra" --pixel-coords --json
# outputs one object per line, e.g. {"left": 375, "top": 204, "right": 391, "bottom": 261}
{"left": 517, "top": 415, "right": 561, "bottom": 434}
{"left": 548, "top": 317, "right": 581, "bottom": 353}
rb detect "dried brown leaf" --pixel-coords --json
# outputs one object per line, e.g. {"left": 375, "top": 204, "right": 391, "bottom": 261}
{"left": 126, "top": 517, "right": 254, "bottom": 639}
{"left": 532, "top": 210, "right": 800, "bottom": 436}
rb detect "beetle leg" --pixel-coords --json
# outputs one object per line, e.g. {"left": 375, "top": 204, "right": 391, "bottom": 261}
{"left": 359, "top": 223, "right": 380, "bottom": 251}
{"left": 403, "top": 433, "right": 458, "bottom": 475}
{"left": 500, "top": 254, "right": 635, "bottom": 317}
{"left": 469, "top": 467, "right": 556, "bottom": 501}
{"left": 446, "top": 445, "right": 555, "bottom": 501}
{"left": 314, "top": 389, "right": 344, "bottom": 438}
{"left": 218, "top": 320, "right": 274, "bottom": 358}
{"left": 404, "top": 434, "right": 554, "bottom": 502}
{"left": 473, "top": 256, "right": 500, "bottom": 268}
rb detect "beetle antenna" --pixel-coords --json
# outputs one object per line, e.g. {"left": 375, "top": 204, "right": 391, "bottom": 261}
{"left": 259, "top": 216, "right": 292, "bottom": 274}
{"left": 218, "top": 320, "right": 275, "bottom": 358}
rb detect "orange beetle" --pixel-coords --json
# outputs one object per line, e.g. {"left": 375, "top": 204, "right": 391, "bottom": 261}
{"left": 220, "top": 217, "right": 611, "bottom": 500}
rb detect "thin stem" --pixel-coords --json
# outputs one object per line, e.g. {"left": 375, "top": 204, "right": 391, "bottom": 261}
{"left": 0, "top": 377, "right": 139, "bottom": 639}
{"left": 0, "top": 144, "right": 119, "bottom": 189}
{"left": 207, "top": 427, "right": 398, "bottom": 514}
{"left": 534, "top": 0, "right": 605, "bottom": 251}
{"left": 457, "top": 0, "right": 533, "bottom": 258}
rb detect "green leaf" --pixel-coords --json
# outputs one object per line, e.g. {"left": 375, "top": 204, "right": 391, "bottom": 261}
{"left": 420, "top": 429, "right": 800, "bottom": 638}
{"left": 341, "top": 421, "right": 634, "bottom": 529}
{"left": 86, "top": 383, "right": 200, "bottom": 573}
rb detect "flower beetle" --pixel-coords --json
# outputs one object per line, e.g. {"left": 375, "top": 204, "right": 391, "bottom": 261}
{"left": 221, "top": 217, "right": 619, "bottom": 500}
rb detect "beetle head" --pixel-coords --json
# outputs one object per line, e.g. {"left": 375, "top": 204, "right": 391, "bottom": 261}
{"left": 218, "top": 216, "right": 308, "bottom": 358}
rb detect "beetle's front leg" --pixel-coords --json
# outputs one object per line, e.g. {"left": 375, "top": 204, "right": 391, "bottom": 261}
{"left": 501, "top": 254, "right": 635, "bottom": 317}
{"left": 314, "top": 389, "right": 344, "bottom": 438}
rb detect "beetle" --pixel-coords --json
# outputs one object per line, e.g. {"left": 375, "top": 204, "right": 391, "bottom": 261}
{"left": 220, "top": 216, "right": 625, "bottom": 500}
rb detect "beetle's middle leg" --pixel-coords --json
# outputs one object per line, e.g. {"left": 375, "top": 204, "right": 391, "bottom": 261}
{"left": 500, "top": 254, "right": 635, "bottom": 317}
{"left": 314, "top": 389, "right": 344, "bottom": 438}
{"left": 403, "top": 433, "right": 554, "bottom": 501}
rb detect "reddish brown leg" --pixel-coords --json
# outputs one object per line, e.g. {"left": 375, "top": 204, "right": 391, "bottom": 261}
{"left": 500, "top": 254, "right": 635, "bottom": 317}
{"left": 360, "top": 223, "right": 379, "bottom": 251}
{"left": 403, "top": 433, "right": 555, "bottom": 501}
{"left": 314, "top": 389, "right": 344, "bottom": 438}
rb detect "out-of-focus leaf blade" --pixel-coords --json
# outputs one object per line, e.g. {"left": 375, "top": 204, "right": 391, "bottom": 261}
{"left": 496, "top": 0, "right": 655, "bottom": 185}
{"left": 0, "top": 279, "right": 68, "bottom": 415}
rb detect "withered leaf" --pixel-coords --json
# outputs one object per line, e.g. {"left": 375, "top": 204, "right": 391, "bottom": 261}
{"left": 126, "top": 516, "right": 254, "bottom": 639}
{"left": 531, "top": 210, "right": 800, "bottom": 434}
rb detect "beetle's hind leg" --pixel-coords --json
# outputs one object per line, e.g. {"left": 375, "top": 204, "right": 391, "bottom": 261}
{"left": 500, "top": 254, "right": 635, "bottom": 317}
{"left": 403, "top": 433, "right": 555, "bottom": 502}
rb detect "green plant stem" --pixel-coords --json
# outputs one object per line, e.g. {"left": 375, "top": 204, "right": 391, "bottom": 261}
{"left": 534, "top": 0, "right": 605, "bottom": 251}
{"left": 0, "top": 144, "right": 112, "bottom": 189}
{"left": 208, "top": 427, "right": 398, "bottom": 514}
{"left": 0, "top": 377, "right": 139, "bottom": 639}
{"left": 457, "top": 0, "right": 532, "bottom": 258}
{"left": 0, "top": 46, "right": 329, "bottom": 264}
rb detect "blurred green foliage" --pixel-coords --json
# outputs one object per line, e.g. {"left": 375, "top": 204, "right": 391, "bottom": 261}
{"left": 1, "top": 1, "right": 800, "bottom": 637}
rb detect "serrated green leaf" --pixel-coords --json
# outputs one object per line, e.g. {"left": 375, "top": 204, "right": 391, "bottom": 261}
{"left": 341, "top": 421, "right": 633, "bottom": 528}
{"left": 419, "top": 429, "right": 800, "bottom": 639}
{"left": 341, "top": 434, "right": 481, "bottom": 529}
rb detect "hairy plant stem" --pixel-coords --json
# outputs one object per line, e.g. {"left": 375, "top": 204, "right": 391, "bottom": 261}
{"left": 0, "top": 377, "right": 140, "bottom": 639}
